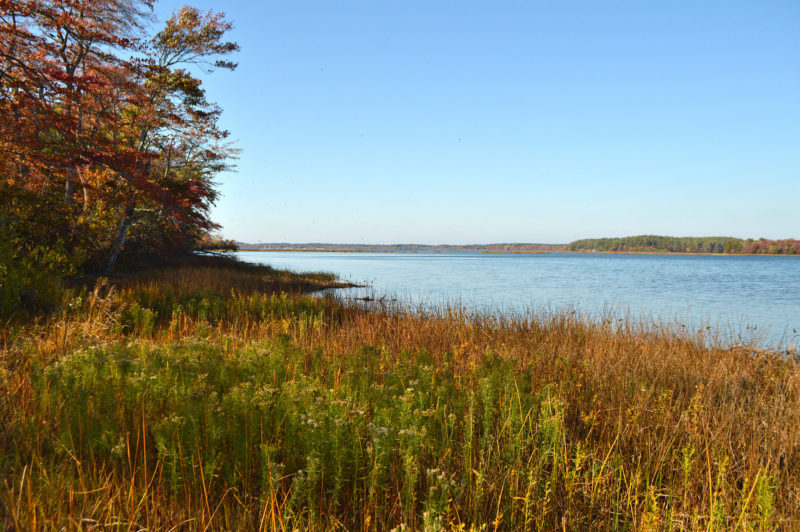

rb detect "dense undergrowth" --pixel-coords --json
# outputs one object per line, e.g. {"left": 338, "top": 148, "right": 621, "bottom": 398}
{"left": 1, "top": 256, "right": 799, "bottom": 530}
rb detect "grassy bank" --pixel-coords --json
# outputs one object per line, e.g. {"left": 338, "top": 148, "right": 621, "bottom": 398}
{"left": 1, "top": 256, "right": 799, "bottom": 530}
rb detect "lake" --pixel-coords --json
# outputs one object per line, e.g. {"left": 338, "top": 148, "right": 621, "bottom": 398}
{"left": 236, "top": 251, "right": 799, "bottom": 349}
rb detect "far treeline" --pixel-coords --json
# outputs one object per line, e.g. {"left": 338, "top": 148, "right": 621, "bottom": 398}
{"left": 568, "top": 235, "right": 800, "bottom": 254}
{"left": 1, "top": 0, "right": 238, "bottom": 316}
{"left": 240, "top": 236, "right": 800, "bottom": 255}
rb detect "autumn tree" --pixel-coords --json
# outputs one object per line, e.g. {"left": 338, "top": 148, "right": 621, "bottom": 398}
{"left": 98, "top": 5, "right": 238, "bottom": 273}
{"left": 0, "top": 0, "right": 238, "bottom": 314}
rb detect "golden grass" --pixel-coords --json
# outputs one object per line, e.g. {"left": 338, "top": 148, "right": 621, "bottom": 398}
{"left": 1, "top": 256, "right": 798, "bottom": 530}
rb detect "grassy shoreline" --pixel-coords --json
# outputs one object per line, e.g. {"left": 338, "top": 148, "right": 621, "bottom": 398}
{"left": 2, "top": 256, "right": 799, "bottom": 530}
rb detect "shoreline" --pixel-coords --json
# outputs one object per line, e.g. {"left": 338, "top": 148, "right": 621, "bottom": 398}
{"left": 237, "top": 248, "right": 800, "bottom": 257}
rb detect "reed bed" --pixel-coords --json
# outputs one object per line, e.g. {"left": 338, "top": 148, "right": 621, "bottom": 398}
{"left": 1, "top": 256, "right": 798, "bottom": 530}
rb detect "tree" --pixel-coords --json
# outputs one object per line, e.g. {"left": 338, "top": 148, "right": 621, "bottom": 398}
{"left": 0, "top": 0, "right": 239, "bottom": 313}
{"left": 98, "top": 6, "right": 239, "bottom": 273}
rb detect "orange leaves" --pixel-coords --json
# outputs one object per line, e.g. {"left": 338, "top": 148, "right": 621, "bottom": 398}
{"left": 1, "top": 0, "right": 238, "bottom": 272}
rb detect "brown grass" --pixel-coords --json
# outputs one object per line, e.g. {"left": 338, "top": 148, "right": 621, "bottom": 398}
{"left": 1, "top": 255, "right": 798, "bottom": 530}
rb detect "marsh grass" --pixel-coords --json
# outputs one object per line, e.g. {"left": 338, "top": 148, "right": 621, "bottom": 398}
{"left": 1, "top": 256, "right": 799, "bottom": 530}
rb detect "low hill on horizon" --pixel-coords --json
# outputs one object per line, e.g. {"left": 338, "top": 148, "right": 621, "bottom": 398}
{"left": 567, "top": 235, "right": 800, "bottom": 254}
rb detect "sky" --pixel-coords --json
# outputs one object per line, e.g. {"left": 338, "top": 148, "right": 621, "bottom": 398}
{"left": 155, "top": 1, "right": 799, "bottom": 244}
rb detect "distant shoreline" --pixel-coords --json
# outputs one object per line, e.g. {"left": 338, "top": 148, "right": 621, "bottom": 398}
{"left": 235, "top": 234, "right": 800, "bottom": 256}
{"left": 236, "top": 248, "right": 800, "bottom": 257}
{"left": 238, "top": 248, "right": 553, "bottom": 254}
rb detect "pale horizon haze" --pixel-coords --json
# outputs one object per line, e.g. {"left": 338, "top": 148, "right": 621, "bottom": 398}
{"left": 156, "top": 1, "right": 799, "bottom": 245}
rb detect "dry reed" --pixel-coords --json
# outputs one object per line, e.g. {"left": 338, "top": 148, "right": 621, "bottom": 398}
{"left": 1, "top": 256, "right": 798, "bottom": 530}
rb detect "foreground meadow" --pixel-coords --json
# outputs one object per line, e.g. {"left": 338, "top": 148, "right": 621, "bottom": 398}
{"left": 1, "top": 256, "right": 799, "bottom": 530}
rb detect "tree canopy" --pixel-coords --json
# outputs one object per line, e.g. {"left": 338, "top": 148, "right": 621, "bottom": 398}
{"left": 1, "top": 0, "right": 238, "bottom": 315}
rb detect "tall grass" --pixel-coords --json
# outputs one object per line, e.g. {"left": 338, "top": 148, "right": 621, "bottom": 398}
{"left": 1, "top": 256, "right": 798, "bottom": 530}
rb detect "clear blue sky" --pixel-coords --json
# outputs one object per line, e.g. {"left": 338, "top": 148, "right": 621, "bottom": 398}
{"left": 155, "top": 1, "right": 799, "bottom": 244}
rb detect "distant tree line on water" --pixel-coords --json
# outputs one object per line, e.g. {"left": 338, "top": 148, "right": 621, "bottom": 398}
{"left": 567, "top": 235, "right": 800, "bottom": 255}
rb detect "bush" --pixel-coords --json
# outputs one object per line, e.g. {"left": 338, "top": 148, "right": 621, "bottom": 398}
{"left": 0, "top": 186, "right": 84, "bottom": 319}
{"left": 0, "top": 233, "right": 65, "bottom": 317}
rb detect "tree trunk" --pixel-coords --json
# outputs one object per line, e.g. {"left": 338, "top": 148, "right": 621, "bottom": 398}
{"left": 102, "top": 199, "right": 136, "bottom": 275}
{"left": 82, "top": 185, "right": 90, "bottom": 212}
{"left": 78, "top": 167, "right": 91, "bottom": 212}
{"left": 65, "top": 172, "right": 76, "bottom": 204}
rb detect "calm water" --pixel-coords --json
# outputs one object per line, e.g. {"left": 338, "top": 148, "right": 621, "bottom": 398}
{"left": 236, "top": 251, "right": 800, "bottom": 349}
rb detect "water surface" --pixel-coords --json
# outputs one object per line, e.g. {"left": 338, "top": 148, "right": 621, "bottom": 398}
{"left": 237, "top": 251, "right": 799, "bottom": 349}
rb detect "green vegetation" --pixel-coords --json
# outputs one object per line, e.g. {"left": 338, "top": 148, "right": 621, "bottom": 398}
{"left": 568, "top": 235, "right": 800, "bottom": 255}
{"left": 2, "top": 256, "right": 799, "bottom": 530}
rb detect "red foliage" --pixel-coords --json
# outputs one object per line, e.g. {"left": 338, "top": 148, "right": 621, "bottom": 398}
{"left": 1, "top": 0, "right": 238, "bottom": 271}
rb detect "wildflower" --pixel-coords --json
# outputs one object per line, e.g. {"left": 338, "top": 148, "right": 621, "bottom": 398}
{"left": 368, "top": 424, "right": 389, "bottom": 435}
